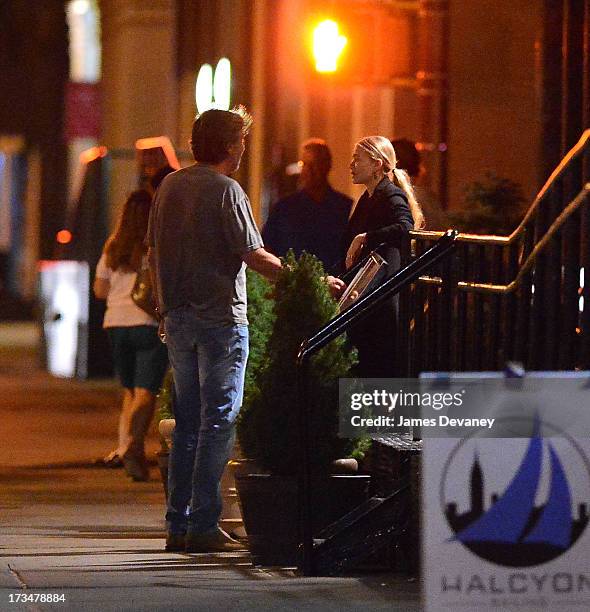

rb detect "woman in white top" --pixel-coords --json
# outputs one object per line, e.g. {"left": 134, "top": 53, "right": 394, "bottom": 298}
{"left": 94, "top": 189, "right": 168, "bottom": 481}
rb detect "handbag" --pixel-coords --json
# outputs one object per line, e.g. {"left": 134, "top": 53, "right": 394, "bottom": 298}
{"left": 131, "top": 268, "right": 159, "bottom": 319}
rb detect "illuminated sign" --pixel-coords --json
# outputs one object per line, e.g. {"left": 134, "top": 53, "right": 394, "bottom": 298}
{"left": 195, "top": 58, "right": 231, "bottom": 113}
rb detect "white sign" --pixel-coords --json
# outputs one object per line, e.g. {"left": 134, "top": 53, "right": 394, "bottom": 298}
{"left": 422, "top": 373, "right": 590, "bottom": 612}
{"left": 39, "top": 260, "right": 89, "bottom": 378}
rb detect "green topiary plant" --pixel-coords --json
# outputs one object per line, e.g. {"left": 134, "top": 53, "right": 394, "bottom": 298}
{"left": 243, "top": 269, "right": 275, "bottom": 403}
{"left": 237, "top": 250, "right": 358, "bottom": 475}
{"left": 448, "top": 172, "right": 526, "bottom": 235}
{"left": 235, "top": 270, "right": 275, "bottom": 457}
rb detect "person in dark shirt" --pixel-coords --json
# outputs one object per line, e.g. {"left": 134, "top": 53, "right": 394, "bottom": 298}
{"left": 391, "top": 138, "right": 447, "bottom": 231}
{"left": 262, "top": 138, "right": 352, "bottom": 272}
{"left": 345, "top": 136, "right": 425, "bottom": 377}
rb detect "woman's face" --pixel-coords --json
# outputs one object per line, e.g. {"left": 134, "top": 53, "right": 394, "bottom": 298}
{"left": 350, "top": 145, "right": 378, "bottom": 185}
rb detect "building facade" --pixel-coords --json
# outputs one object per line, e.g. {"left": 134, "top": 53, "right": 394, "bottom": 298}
{"left": 0, "top": 0, "right": 587, "bottom": 301}
{"left": 97, "top": 0, "right": 580, "bottom": 224}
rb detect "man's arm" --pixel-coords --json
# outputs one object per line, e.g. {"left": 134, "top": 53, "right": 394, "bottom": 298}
{"left": 147, "top": 247, "right": 161, "bottom": 311}
{"left": 147, "top": 247, "right": 165, "bottom": 341}
{"left": 242, "top": 248, "right": 345, "bottom": 298}
{"left": 242, "top": 247, "right": 282, "bottom": 282}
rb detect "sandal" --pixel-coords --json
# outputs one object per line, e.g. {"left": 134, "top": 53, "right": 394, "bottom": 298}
{"left": 96, "top": 450, "right": 124, "bottom": 468}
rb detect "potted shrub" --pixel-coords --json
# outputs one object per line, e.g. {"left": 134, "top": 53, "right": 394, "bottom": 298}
{"left": 235, "top": 251, "right": 370, "bottom": 566}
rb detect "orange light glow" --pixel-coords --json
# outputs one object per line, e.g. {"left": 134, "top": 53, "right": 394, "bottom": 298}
{"left": 312, "top": 20, "right": 347, "bottom": 73}
{"left": 56, "top": 230, "right": 73, "bottom": 244}
{"left": 135, "top": 136, "right": 180, "bottom": 170}
{"left": 79, "top": 146, "right": 107, "bottom": 165}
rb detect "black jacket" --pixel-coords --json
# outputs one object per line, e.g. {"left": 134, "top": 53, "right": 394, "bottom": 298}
{"left": 344, "top": 177, "right": 414, "bottom": 275}
{"left": 343, "top": 178, "right": 414, "bottom": 376}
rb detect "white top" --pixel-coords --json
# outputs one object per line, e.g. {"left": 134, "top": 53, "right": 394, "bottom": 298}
{"left": 95, "top": 253, "right": 158, "bottom": 328}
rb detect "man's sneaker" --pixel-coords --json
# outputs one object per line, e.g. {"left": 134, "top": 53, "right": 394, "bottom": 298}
{"left": 165, "top": 533, "right": 186, "bottom": 552}
{"left": 185, "top": 527, "right": 245, "bottom": 553}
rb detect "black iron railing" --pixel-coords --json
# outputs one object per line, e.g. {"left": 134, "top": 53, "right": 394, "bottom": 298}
{"left": 403, "top": 129, "right": 590, "bottom": 374}
{"left": 296, "top": 230, "right": 459, "bottom": 576}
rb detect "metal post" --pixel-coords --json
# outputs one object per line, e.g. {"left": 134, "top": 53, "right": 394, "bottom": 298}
{"left": 296, "top": 356, "right": 314, "bottom": 576}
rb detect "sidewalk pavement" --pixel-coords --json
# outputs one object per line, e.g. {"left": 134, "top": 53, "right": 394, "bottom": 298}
{"left": 0, "top": 323, "right": 422, "bottom": 611}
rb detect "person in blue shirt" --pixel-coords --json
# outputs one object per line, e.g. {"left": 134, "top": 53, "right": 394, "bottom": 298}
{"left": 262, "top": 139, "right": 352, "bottom": 273}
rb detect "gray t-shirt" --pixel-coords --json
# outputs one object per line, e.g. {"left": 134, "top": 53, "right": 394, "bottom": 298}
{"left": 147, "top": 164, "right": 263, "bottom": 325}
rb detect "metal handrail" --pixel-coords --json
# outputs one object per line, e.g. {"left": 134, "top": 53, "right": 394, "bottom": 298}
{"left": 338, "top": 243, "right": 388, "bottom": 284}
{"left": 417, "top": 184, "right": 590, "bottom": 295}
{"left": 410, "top": 128, "right": 590, "bottom": 246}
{"left": 299, "top": 232, "right": 457, "bottom": 360}
{"left": 296, "top": 230, "right": 458, "bottom": 576}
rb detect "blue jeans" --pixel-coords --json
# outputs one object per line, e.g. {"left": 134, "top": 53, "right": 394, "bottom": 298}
{"left": 164, "top": 305, "right": 248, "bottom": 535}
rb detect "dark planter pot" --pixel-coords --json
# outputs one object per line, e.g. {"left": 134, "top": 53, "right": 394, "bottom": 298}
{"left": 235, "top": 473, "right": 370, "bottom": 566}
{"left": 157, "top": 449, "right": 169, "bottom": 501}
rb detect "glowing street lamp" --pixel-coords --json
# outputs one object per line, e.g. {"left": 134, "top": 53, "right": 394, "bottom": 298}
{"left": 195, "top": 63, "right": 214, "bottom": 114}
{"left": 313, "top": 19, "right": 347, "bottom": 73}
{"left": 195, "top": 58, "right": 231, "bottom": 114}
{"left": 213, "top": 58, "right": 231, "bottom": 111}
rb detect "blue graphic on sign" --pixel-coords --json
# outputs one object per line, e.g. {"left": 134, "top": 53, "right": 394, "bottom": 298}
{"left": 443, "top": 416, "right": 589, "bottom": 567}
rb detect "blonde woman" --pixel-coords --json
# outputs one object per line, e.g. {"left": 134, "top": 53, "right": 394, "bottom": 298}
{"left": 344, "top": 136, "right": 424, "bottom": 377}
{"left": 94, "top": 189, "right": 168, "bottom": 481}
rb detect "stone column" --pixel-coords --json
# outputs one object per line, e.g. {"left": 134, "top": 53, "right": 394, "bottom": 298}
{"left": 100, "top": 0, "right": 178, "bottom": 150}
{"left": 417, "top": 0, "right": 448, "bottom": 208}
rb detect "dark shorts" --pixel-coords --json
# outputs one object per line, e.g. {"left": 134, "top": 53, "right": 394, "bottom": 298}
{"left": 107, "top": 326, "right": 168, "bottom": 393}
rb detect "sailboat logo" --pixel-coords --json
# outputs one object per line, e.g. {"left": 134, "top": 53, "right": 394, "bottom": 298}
{"left": 442, "top": 416, "right": 590, "bottom": 567}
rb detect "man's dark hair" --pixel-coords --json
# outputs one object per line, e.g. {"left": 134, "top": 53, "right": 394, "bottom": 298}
{"left": 302, "top": 138, "right": 332, "bottom": 173}
{"left": 391, "top": 138, "right": 421, "bottom": 178}
{"left": 191, "top": 106, "right": 253, "bottom": 164}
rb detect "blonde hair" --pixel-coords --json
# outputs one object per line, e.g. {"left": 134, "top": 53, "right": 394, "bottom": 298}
{"left": 357, "top": 136, "right": 425, "bottom": 229}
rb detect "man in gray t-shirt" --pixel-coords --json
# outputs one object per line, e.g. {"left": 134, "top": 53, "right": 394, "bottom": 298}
{"left": 148, "top": 164, "right": 263, "bottom": 324}
{"left": 147, "top": 108, "right": 284, "bottom": 554}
